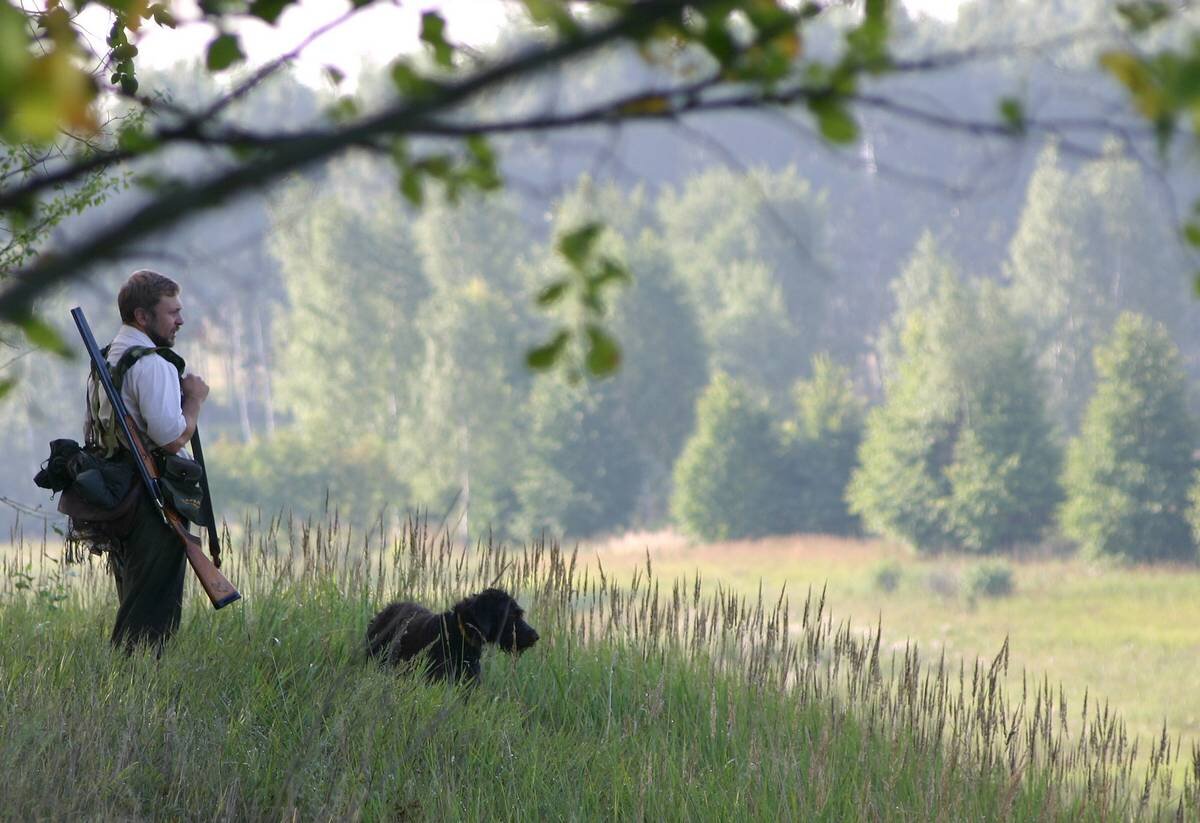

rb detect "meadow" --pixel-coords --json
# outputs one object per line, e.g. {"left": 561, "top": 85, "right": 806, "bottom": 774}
{"left": 582, "top": 531, "right": 1200, "bottom": 759}
{"left": 2, "top": 515, "right": 1198, "bottom": 820}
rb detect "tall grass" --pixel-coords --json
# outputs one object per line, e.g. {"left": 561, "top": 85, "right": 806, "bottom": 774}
{"left": 2, "top": 511, "right": 1198, "bottom": 820}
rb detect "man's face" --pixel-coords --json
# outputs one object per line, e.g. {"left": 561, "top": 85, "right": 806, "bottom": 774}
{"left": 137, "top": 294, "right": 184, "bottom": 347}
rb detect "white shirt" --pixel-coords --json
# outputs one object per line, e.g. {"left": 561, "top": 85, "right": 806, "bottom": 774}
{"left": 106, "top": 325, "right": 187, "bottom": 448}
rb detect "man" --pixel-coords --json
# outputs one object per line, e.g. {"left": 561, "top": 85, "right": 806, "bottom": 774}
{"left": 86, "top": 269, "right": 209, "bottom": 653}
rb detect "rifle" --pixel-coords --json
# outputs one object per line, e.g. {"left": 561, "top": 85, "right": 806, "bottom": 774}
{"left": 188, "top": 428, "right": 223, "bottom": 565}
{"left": 71, "top": 307, "right": 241, "bottom": 609}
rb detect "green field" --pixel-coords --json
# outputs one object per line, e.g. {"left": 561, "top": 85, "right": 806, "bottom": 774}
{"left": 2, "top": 520, "right": 1198, "bottom": 819}
{"left": 584, "top": 531, "right": 1200, "bottom": 763}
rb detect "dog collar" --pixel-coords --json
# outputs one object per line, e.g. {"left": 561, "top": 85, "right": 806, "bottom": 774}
{"left": 457, "top": 613, "right": 483, "bottom": 647}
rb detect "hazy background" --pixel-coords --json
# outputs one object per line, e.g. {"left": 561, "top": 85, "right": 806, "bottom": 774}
{"left": 4, "top": 0, "right": 1198, "bottom": 550}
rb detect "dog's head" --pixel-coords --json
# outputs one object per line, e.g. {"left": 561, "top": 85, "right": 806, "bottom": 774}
{"left": 455, "top": 587, "right": 539, "bottom": 655}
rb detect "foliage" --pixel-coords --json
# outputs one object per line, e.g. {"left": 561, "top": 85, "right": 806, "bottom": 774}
{"left": 777, "top": 354, "right": 865, "bottom": 536}
{"left": 1060, "top": 312, "right": 1197, "bottom": 563}
{"left": 209, "top": 429, "right": 410, "bottom": 527}
{"left": 268, "top": 155, "right": 427, "bottom": 440}
{"left": 658, "top": 166, "right": 829, "bottom": 398}
{"left": 849, "top": 251, "right": 1061, "bottom": 554}
{"left": 671, "top": 373, "right": 785, "bottom": 541}
{"left": 407, "top": 276, "right": 531, "bottom": 538}
{"left": 515, "top": 376, "right": 645, "bottom": 539}
{"left": 1005, "top": 143, "right": 1192, "bottom": 431}
{"left": 532, "top": 179, "right": 710, "bottom": 524}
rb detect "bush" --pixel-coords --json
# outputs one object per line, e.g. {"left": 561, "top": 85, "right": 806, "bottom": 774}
{"left": 965, "top": 561, "right": 1015, "bottom": 601}
{"left": 871, "top": 560, "right": 903, "bottom": 593}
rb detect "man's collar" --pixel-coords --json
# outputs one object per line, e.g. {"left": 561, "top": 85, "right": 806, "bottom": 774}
{"left": 117, "top": 324, "right": 156, "bottom": 348}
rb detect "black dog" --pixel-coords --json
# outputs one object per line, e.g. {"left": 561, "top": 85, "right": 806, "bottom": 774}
{"left": 365, "top": 588, "right": 538, "bottom": 686}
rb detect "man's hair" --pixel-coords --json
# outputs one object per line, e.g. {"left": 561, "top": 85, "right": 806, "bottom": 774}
{"left": 118, "top": 270, "right": 179, "bottom": 324}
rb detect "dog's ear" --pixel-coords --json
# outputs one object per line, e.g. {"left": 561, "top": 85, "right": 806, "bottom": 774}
{"left": 456, "top": 594, "right": 497, "bottom": 642}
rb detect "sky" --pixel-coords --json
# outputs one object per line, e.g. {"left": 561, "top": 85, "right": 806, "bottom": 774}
{"left": 76, "top": 0, "right": 968, "bottom": 89}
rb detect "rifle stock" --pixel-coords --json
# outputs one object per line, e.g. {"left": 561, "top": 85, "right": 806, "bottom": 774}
{"left": 71, "top": 306, "right": 241, "bottom": 610}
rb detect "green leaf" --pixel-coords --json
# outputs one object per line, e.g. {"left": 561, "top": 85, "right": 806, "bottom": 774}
{"left": 399, "top": 168, "right": 423, "bottom": 206}
{"left": 0, "top": 377, "right": 14, "bottom": 401}
{"left": 845, "top": 0, "right": 889, "bottom": 67}
{"left": 18, "top": 313, "right": 71, "bottom": 357}
{"left": 1100, "top": 51, "right": 1166, "bottom": 120}
{"left": 519, "top": 0, "right": 580, "bottom": 35}
{"left": 1184, "top": 221, "right": 1200, "bottom": 248}
{"left": 149, "top": 4, "right": 177, "bottom": 28}
{"left": 420, "top": 11, "right": 455, "bottom": 68}
{"left": 206, "top": 33, "right": 244, "bottom": 72}
{"left": 1116, "top": 1, "right": 1173, "bottom": 32}
{"left": 999, "top": 97, "right": 1025, "bottom": 134}
{"left": 527, "top": 330, "right": 570, "bottom": 371}
{"left": 589, "top": 257, "right": 630, "bottom": 289}
{"left": 585, "top": 325, "right": 621, "bottom": 376}
{"left": 390, "top": 61, "right": 436, "bottom": 98}
{"left": 809, "top": 97, "right": 858, "bottom": 144}
{"left": 557, "top": 222, "right": 604, "bottom": 267}
{"left": 249, "top": 0, "right": 291, "bottom": 24}
{"left": 117, "top": 122, "right": 156, "bottom": 152}
{"left": 536, "top": 280, "right": 569, "bottom": 306}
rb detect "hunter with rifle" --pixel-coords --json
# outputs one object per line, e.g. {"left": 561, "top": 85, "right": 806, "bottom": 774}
{"left": 38, "top": 270, "right": 239, "bottom": 655}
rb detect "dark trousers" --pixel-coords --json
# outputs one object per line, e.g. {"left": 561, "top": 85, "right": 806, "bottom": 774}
{"left": 108, "top": 493, "right": 187, "bottom": 653}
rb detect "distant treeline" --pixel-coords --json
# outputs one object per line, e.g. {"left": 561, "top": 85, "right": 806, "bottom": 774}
{"left": 3, "top": 2, "right": 1199, "bottom": 560}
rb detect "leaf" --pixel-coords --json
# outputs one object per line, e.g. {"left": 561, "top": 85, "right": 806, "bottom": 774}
{"left": 585, "top": 325, "right": 621, "bottom": 376}
{"left": 589, "top": 257, "right": 630, "bottom": 289}
{"left": 519, "top": 0, "right": 579, "bottom": 35}
{"left": 845, "top": 0, "right": 889, "bottom": 67}
{"left": 1116, "top": 1, "right": 1173, "bottom": 32}
{"left": 1100, "top": 51, "right": 1165, "bottom": 120}
{"left": 391, "top": 61, "right": 436, "bottom": 98}
{"left": 1184, "top": 221, "right": 1200, "bottom": 248}
{"left": 808, "top": 96, "right": 858, "bottom": 144}
{"left": 18, "top": 313, "right": 71, "bottom": 357}
{"left": 149, "top": 4, "right": 177, "bottom": 27}
{"left": 527, "top": 330, "right": 570, "bottom": 371}
{"left": 557, "top": 222, "right": 604, "bottom": 267}
{"left": 206, "top": 33, "right": 244, "bottom": 72}
{"left": 249, "top": 0, "right": 292, "bottom": 24}
{"left": 399, "top": 168, "right": 423, "bottom": 206}
{"left": 0, "top": 378, "right": 14, "bottom": 401}
{"left": 616, "top": 94, "right": 671, "bottom": 117}
{"left": 324, "top": 66, "right": 345, "bottom": 86}
{"left": 536, "top": 280, "right": 569, "bottom": 306}
{"left": 117, "top": 122, "right": 156, "bottom": 152}
{"left": 998, "top": 97, "right": 1025, "bottom": 134}
{"left": 420, "top": 11, "right": 454, "bottom": 68}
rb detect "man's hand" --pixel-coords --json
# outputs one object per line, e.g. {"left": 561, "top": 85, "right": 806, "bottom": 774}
{"left": 165, "top": 374, "right": 209, "bottom": 454}
{"left": 182, "top": 374, "right": 210, "bottom": 403}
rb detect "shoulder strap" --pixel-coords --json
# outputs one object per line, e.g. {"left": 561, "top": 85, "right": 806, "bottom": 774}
{"left": 111, "top": 345, "right": 186, "bottom": 390}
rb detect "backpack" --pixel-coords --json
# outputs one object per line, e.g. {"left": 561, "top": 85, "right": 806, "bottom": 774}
{"left": 85, "top": 344, "right": 185, "bottom": 457}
